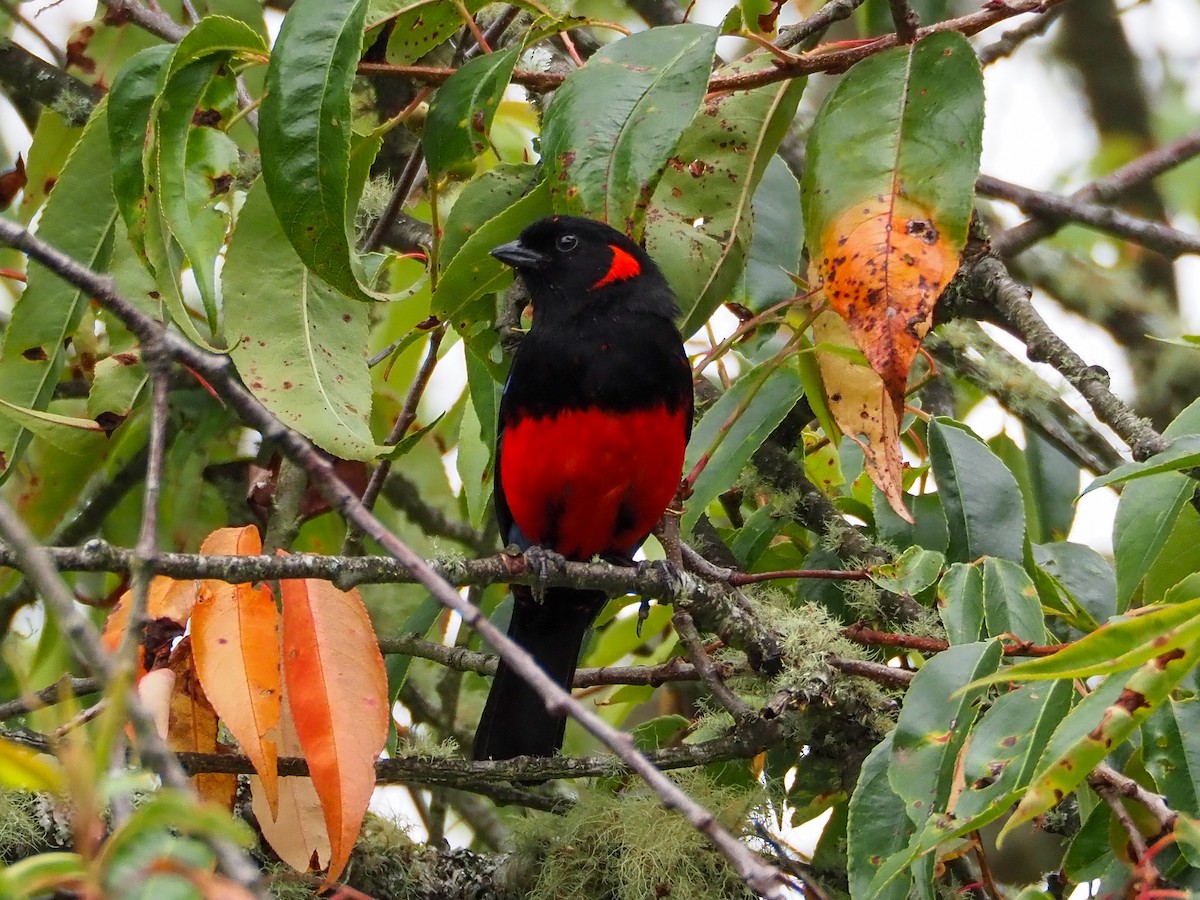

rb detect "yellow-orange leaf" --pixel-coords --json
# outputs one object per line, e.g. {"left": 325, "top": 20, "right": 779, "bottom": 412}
{"left": 192, "top": 563, "right": 281, "bottom": 814}
{"left": 101, "top": 576, "right": 199, "bottom": 658}
{"left": 166, "top": 639, "right": 237, "bottom": 810}
{"left": 812, "top": 307, "right": 912, "bottom": 523}
{"left": 250, "top": 680, "right": 330, "bottom": 874}
{"left": 815, "top": 195, "right": 956, "bottom": 417}
{"left": 199, "top": 524, "right": 263, "bottom": 558}
{"left": 280, "top": 572, "right": 388, "bottom": 883}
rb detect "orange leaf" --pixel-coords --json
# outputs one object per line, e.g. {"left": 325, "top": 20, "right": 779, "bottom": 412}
{"left": 815, "top": 195, "right": 956, "bottom": 418}
{"left": 280, "top": 572, "right": 388, "bottom": 883}
{"left": 101, "top": 576, "right": 199, "bottom": 657}
{"left": 812, "top": 307, "right": 912, "bottom": 523}
{"left": 166, "top": 638, "right": 237, "bottom": 810}
{"left": 250, "top": 680, "right": 331, "bottom": 874}
{"left": 192, "top": 525, "right": 282, "bottom": 814}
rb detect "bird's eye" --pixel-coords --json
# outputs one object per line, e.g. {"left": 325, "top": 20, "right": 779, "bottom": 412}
{"left": 556, "top": 234, "right": 578, "bottom": 253}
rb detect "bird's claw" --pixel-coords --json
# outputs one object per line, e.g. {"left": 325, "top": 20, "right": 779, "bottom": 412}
{"left": 523, "top": 546, "right": 567, "bottom": 602}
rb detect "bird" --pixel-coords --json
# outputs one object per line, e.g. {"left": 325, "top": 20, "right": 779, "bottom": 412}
{"left": 472, "top": 215, "right": 694, "bottom": 761}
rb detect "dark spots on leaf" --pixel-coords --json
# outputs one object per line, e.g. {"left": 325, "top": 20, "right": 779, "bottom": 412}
{"left": 282, "top": 381, "right": 292, "bottom": 389}
{"left": 1001, "top": 736, "right": 1018, "bottom": 748}
{"left": 94, "top": 411, "right": 125, "bottom": 437}
{"left": 114, "top": 352, "right": 139, "bottom": 366}
{"left": 906, "top": 219, "right": 939, "bottom": 244}
{"left": 1115, "top": 687, "right": 1151, "bottom": 713}
{"left": 218, "top": 637, "right": 228, "bottom": 645}
{"left": 21, "top": 346, "right": 48, "bottom": 361}
{"left": 343, "top": 314, "right": 353, "bottom": 323}
{"left": 192, "top": 108, "right": 222, "bottom": 128}
{"left": 65, "top": 27, "right": 96, "bottom": 72}
{"left": 1156, "top": 648, "right": 1186, "bottom": 667}
{"left": 101, "top": 6, "right": 132, "bottom": 25}
{"left": 209, "top": 173, "right": 233, "bottom": 197}
{"left": 471, "top": 110, "right": 487, "bottom": 133}
{"left": 149, "top": 290, "right": 160, "bottom": 300}
{"left": 43, "top": 177, "right": 56, "bottom": 195}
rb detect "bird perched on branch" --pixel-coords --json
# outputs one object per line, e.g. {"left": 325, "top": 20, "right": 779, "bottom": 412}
{"left": 472, "top": 215, "right": 693, "bottom": 761}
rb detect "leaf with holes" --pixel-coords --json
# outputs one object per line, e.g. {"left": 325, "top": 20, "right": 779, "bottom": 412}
{"left": 803, "top": 31, "right": 982, "bottom": 416}
{"left": 280, "top": 570, "right": 389, "bottom": 882}
{"left": 542, "top": 23, "right": 717, "bottom": 236}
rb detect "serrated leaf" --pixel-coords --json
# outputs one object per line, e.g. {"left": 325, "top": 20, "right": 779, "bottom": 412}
{"left": 261, "top": 0, "right": 382, "bottom": 301}
{"left": 969, "top": 576, "right": 1200, "bottom": 688}
{"left": 929, "top": 418, "right": 1025, "bottom": 563}
{"left": 847, "top": 734, "right": 912, "bottom": 900}
{"left": 1085, "top": 434, "right": 1200, "bottom": 493}
{"left": 542, "top": 23, "right": 718, "bottom": 235}
{"left": 0, "top": 103, "right": 116, "bottom": 482}
{"left": 280, "top": 571, "right": 389, "bottom": 882}
{"left": 425, "top": 45, "right": 520, "bottom": 178}
{"left": 646, "top": 52, "right": 806, "bottom": 337}
{"left": 225, "top": 180, "right": 379, "bottom": 460}
{"left": 889, "top": 641, "right": 1002, "bottom": 826}
{"left": 981, "top": 557, "right": 1045, "bottom": 643}
{"left": 937, "top": 562, "right": 983, "bottom": 645}
{"left": 803, "top": 31, "right": 982, "bottom": 415}
{"left": 869, "top": 546, "right": 944, "bottom": 596}
{"left": 192, "top": 526, "right": 282, "bottom": 816}
{"left": 1143, "top": 698, "right": 1200, "bottom": 818}
{"left": 1002, "top": 642, "right": 1200, "bottom": 841}
{"left": 681, "top": 363, "right": 804, "bottom": 534}
{"left": 1114, "top": 396, "right": 1200, "bottom": 609}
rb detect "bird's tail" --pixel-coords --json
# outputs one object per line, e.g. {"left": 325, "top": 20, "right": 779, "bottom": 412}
{"left": 473, "top": 586, "right": 606, "bottom": 762}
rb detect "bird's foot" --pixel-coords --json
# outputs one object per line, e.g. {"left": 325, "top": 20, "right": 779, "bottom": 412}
{"left": 523, "top": 546, "right": 568, "bottom": 602}
{"left": 633, "top": 559, "right": 683, "bottom": 637}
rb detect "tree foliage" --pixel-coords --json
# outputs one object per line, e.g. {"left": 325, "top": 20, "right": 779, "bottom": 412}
{"left": 1, "top": 0, "right": 1200, "bottom": 897}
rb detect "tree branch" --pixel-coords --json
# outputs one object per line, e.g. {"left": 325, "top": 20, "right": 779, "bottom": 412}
{"left": 0, "top": 217, "right": 790, "bottom": 899}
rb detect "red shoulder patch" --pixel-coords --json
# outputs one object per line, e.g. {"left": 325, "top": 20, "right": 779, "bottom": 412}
{"left": 591, "top": 244, "right": 641, "bottom": 291}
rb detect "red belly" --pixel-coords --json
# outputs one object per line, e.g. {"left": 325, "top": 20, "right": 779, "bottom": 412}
{"left": 500, "top": 405, "right": 687, "bottom": 560}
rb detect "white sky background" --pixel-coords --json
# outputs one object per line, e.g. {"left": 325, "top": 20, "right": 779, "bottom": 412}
{"left": 3, "top": 0, "right": 1200, "bottom": 867}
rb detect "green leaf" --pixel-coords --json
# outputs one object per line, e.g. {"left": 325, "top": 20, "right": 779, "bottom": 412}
{"left": 440, "top": 163, "right": 541, "bottom": 267}
{"left": 1143, "top": 699, "right": 1200, "bottom": 818}
{"left": 968, "top": 577, "right": 1200, "bottom": 687}
{"left": 875, "top": 490, "right": 949, "bottom": 554}
{"left": 108, "top": 45, "right": 174, "bottom": 252}
{"left": 0, "top": 736, "right": 66, "bottom": 793}
{"left": 88, "top": 352, "right": 148, "bottom": 424}
{"left": 646, "top": 52, "right": 807, "bottom": 337}
{"left": 803, "top": 30, "right": 981, "bottom": 263}
{"left": 21, "top": 111, "right": 84, "bottom": 224}
{"left": 1002, "top": 642, "right": 1200, "bottom": 840}
{"left": 542, "top": 23, "right": 718, "bottom": 235}
{"left": 1114, "top": 395, "right": 1200, "bottom": 608}
{"left": 1085, "top": 434, "right": 1200, "bottom": 493}
{"left": 847, "top": 734, "right": 913, "bottom": 900}
{"left": 928, "top": 418, "right": 1025, "bottom": 563}
{"left": 153, "top": 58, "right": 240, "bottom": 332}
{"left": 981, "top": 557, "right": 1045, "bottom": 643}
{"left": 937, "top": 562, "right": 983, "bottom": 645}
{"left": 0, "top": 852, "right": 86, "bottom": 898}
{"left": 224, "top": 180, "right": 379, "bottom": 460}
{"left": 261, "top": 0, "right": 380, "bottom": 301}
{"left": 377, "top": 0, "right": 490, "bottom": 64}
{"left": 1032, "top": 541, "right": 1113, "bottom": 629}
{"left": 681, "top": 364, "right": 804, "bottom": 535}
{"left": 1144, "top": 505, "right": 1200, "bottom": 605}
{"left": 431, "top": 178, "right": 550, "bottom": 328}
{"left": 424, "top": 45, "right": 520, "bottom": 178}
{"left": 1026, "top": 432, "right": 1080, "bottom": 541}
{"left": 736, "top": 155, "right": 803, "bottom": 312}
{"left": 888, "top": 641, "right": 1003, "bottom": 825}
{"left": 869, "top": 546, "right": 944, "bottom": 596}
{"left": 0, "top": 103, "right": 116, "bottom": 482}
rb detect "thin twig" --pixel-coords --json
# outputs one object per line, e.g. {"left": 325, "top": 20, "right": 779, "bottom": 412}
{"left": 97, "top": 0, "right": 187, "bottom": 42}
{"left": 0, "top": 500, "right": 264, "bottom": 891}
{"left": 777, "top": 0, "right": 869, "bottom": 50}
{"left": 977, "top": 6, "right": 1064, "bottom": 66}
{"left": 966, "top": 255, "right": 1170, "bottom": 460}
{"left": 978, "top": 175, "right": 1200, "bottom": 259}
{"left": 672, "top": 609, "right": 757, "bottom": 724}
{"left": 1090, "top": 762, "right": 1178, "bottom": 835}
{"left": 0, "top": 217, "right": 790, "bottom": 899}
{"left": 887, "top": 0, "right": 920, "bottom": 44}
{"left": 362, "top": 150, "right": 427, "bottom": 254}
{"left": 993, "top": 128, "right": 1200, "bottom": 258}
{"left": 0, "top": 677, "right": 102, "bottom": 720}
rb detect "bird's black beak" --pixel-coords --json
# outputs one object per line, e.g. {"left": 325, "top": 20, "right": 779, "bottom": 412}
{"left": 491, "top": 239, "right": 551, "bottom": 270}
